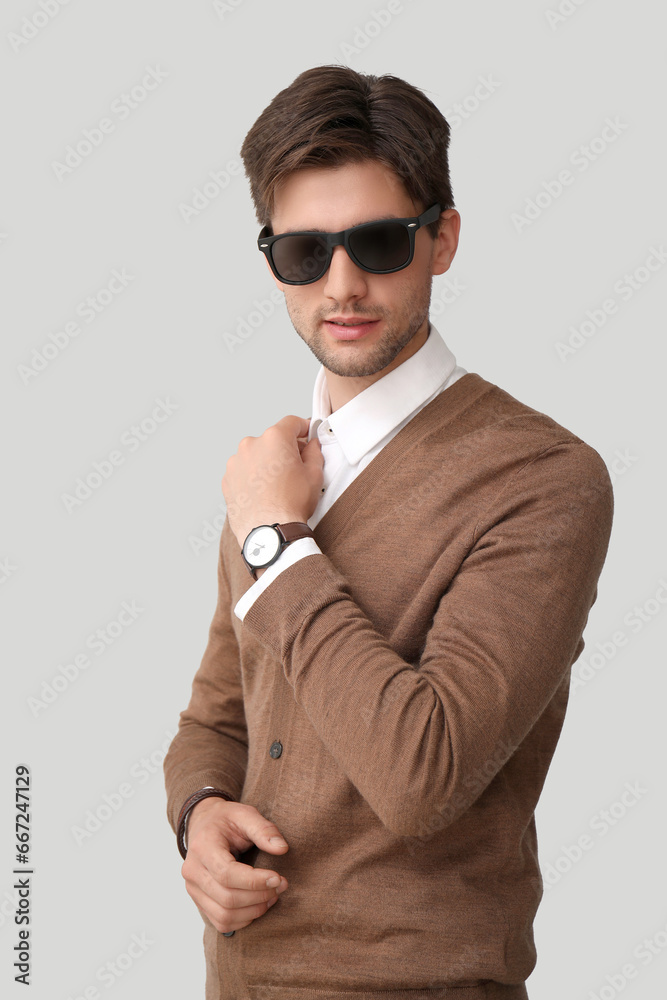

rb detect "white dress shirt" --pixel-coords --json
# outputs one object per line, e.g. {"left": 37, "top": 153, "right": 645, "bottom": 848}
{"left": 233, "top": 323, "right": 467, "bottom": 622}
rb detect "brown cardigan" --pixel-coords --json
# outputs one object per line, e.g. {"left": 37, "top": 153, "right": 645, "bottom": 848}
{"left": 163, "top": 372, "right": 614, "bottom": 999}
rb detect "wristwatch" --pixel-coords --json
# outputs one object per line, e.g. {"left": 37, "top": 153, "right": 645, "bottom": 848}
{"left": 241, "top": 521, "right": 315, "bottom": 580}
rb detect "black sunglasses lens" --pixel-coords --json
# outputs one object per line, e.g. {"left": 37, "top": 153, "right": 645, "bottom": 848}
{"left": 348, "top": 222, "right": 411, "bottom": 271}
{"left": 271, "top": 234, "right": 330, "bottom": 283}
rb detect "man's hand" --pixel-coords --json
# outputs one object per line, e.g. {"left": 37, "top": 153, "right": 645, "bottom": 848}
{"left": 181, "top": 797, "right": 290, "bottom": 934}
{"left": 222, "top": 415, "right": 323, "bottom": 548}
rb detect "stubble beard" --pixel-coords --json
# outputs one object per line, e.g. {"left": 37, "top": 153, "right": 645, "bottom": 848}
{"left": 282, "top": 276, "right": 434, "bottom": 378}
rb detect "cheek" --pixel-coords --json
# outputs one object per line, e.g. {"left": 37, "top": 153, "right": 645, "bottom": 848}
{"left": 284, "top": 290, "right": 317, "bottom": 319}
{"left": 414, "top": 237, "right": 436, "bottom": 269}
{"left": 372, "top": 272, "right": 424, "bottom": 309}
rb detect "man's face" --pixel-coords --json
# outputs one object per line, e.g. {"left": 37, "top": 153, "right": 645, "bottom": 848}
{"left": 266, "top": 159, "right": 458, "bottom": 380}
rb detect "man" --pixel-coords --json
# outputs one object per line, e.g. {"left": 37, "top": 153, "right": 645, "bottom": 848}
{"left": 163, "top": 65, "right": 614, "bottom": 999}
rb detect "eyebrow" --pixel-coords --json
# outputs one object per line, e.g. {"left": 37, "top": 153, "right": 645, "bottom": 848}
{"left": 280, "top": 213, "right": 403, "bottom": 235}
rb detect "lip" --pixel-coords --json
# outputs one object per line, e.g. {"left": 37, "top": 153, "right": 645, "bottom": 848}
{"left": 323, "top": 319, "right": 380, "bottom": 340}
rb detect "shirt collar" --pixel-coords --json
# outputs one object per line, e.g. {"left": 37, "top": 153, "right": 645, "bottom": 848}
{"left": 307, "top": 323, "right": 458, "bottom": 465}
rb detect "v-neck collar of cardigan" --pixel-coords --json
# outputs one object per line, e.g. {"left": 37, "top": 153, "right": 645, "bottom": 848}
{"left": 307, "top": 323, "right": 459, "bottom": 466}
{"left": 310, "top": 369, "right": 488, "bottom": 555}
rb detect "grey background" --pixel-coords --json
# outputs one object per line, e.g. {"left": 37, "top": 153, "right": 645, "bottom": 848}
{"left": 2, "top": 0, "right": 666, "bottom": 997}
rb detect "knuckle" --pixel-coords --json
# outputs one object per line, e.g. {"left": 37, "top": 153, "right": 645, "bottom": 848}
{"left": 209, "top": 860, "right": 230, "bottom": 885}
{"left": 216, "top": 885, "right": 232, "bottom": 906}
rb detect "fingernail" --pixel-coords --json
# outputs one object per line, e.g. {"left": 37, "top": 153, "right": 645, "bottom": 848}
{"left": 269, "top": 837, "right": 288, "bottom": 847}
{"left": 266, "top": 876, "right": 280, "bottom": 888}
{"left": 267, "top": 896, "right": 279, "bottom": 907}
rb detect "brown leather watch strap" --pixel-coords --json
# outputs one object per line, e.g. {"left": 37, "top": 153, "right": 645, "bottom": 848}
{"left": 276, "top": 521, "right": 315, "bottom": 543}
{"left": 176, "top": 788, "right": 235, "bottom": 860}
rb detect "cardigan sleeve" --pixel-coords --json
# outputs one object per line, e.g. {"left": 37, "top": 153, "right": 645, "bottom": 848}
{"left": 163, "top": 529, "right": 248, "bottom": 839}
{"left": 240, "top": 440, "right": 614, "bottom": 838}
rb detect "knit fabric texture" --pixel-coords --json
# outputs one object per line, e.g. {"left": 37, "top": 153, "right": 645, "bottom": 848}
{"left": 163, "top": 372, "right": 614, "bottom": 999}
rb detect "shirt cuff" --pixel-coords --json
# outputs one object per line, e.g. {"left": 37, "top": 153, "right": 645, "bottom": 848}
{"left": 234, "top": 537, "right": 323, "bottom": 622}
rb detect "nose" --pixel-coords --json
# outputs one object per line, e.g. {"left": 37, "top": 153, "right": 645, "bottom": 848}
{"left": 322, "top": 244, "right": 369, "bottom": 300}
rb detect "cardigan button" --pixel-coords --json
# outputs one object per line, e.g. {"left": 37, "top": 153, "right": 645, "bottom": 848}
{"left": 222, "top": 931, "right": 235, "bottom": 937}
{"left": 269, "top": 740, "right": 283, "bottom": 759}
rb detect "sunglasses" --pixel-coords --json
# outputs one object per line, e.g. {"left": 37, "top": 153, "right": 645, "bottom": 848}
{"left": 257, "top": 203, "right": 441, "bottom": 285}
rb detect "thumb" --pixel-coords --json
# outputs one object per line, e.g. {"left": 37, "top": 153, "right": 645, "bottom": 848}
{"left": 299, "top": 435, "right": 324, "bottom": 470}
{"left": 256, "top": 820, "right": 289, "bottom": 854}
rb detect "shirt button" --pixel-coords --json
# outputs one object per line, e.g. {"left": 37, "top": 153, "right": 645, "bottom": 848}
{"left": 269, "top": 740, "right": 283, "bottom": 759}
{"left": 222, "top": 931, "right": 235, "bottom": 937}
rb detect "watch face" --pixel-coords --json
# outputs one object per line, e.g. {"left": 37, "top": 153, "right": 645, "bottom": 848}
{"left": 243, "top": 525, "right": 281, "bottom": 568}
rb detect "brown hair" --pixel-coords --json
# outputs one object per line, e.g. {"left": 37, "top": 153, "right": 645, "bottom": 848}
{"left": 239, "top": 65, "right": 454, "bottom": 240}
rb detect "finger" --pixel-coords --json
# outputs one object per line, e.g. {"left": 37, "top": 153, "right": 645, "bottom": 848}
{"left": 215, "top": 877, "right": 287, "bottom": 911}
{"left": 185, "top": 866, "right": 287, "bottom": 910}
{"left": 226, "top": 812, "right": 290, "bottom": 868}
{"left": 182, "top": 857, "right": 235, "bottom": 911}
{"left": 300, "top": 437, "right": 324, "bottom": 470}
{"left": 193, "top": 853, "right": 288, "bottom": 900}
{"left": 276, "top": 414, "right": 310, "bottom": 440}
{"left": 195, "top": 857, "right": 287, "bottom": 906}
{"left": 185, "top": 881, "right": 230, "bottom": 930}
{"left": 198, "top": 846, "right": 286, "bottom": 893}
{"left": 186, "top": 880, "right": 276, "bottom": 935}
{"left": 221, "top": 858, "right": 289, "bottom": 893}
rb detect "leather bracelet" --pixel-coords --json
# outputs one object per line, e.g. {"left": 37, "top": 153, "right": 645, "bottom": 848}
{"left": 176, "top": 788, "right": 235, "bottom": 860}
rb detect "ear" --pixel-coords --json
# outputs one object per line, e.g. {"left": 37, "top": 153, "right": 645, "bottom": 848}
{"left": 431, "top": 209, "right": 461, "bottom": 277}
